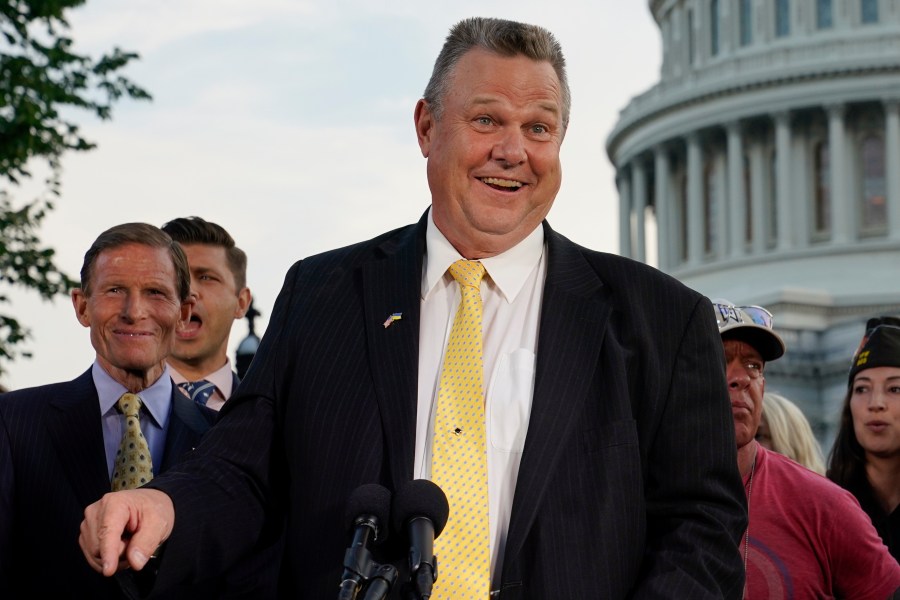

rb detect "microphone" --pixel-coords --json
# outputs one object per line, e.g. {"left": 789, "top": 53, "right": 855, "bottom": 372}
{"left": 337, "top": 483, "right": 392, "bottom": 600}
{"left": 391, "top": 479, "right": 450, "bottom": 600}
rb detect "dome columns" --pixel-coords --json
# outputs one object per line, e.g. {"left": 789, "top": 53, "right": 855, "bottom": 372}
{"left": 774, "top": 111, "right": 794, "bottom": 252}
{"left": 885, "top": 98, "right": 900, "bottom": 241}
{"left": 826, "top": 103, "right": 851, "bottom": 245}
{"left": 726, "top": 121, "right": 747, "bottom": 260}
{"left": 612, "top": 99, "right": 900, "bottom": 271}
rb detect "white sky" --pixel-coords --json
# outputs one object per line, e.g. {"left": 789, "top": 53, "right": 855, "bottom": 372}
{"left": 3, "top": 0, "right": 661, "bottom": 390}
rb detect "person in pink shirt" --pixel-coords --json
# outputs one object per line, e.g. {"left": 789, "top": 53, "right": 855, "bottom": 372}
{"left": 713, "top": 299, "right": 900, "bottom": 599}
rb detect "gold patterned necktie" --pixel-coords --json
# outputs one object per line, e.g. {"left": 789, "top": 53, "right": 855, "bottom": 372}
{"left": 110, "top": 392, "right": 154, "bottom": 491}
{"left": 431, "top": 259, "right": 491, "bottom": 599}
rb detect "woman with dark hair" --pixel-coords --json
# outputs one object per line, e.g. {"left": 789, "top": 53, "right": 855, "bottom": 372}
{"left": 828, "top": 316, "right": 900, "bottom": 562}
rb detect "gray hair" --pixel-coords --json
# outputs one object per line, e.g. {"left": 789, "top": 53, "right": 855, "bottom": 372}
{"left": 80, "top": 223, "right": 191, "bottom": 302}
{"left": 423, "top": 17, "right": 571, "bottom": 130}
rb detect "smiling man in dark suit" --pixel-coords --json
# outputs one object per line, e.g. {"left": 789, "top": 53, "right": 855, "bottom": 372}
{"left": 80, "top": 18, "right": 747, "bottom": 598}
{"left": 0, "top": 223, "right": 218, "bottom": 598}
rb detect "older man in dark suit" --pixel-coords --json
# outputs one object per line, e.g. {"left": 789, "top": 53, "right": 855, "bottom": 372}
{"left": 80, "top": 18, "right": 747, "bottom": 599}
{"left": 0, "top": 223, "right": 217, "bottom": 598}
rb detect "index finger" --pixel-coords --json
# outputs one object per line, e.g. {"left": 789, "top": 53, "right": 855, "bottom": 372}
{"left": 81, "top": 489, "right": 173, "bottom": 577}
{"left": 79, "top": 494, "right": 131, "bottom": 576}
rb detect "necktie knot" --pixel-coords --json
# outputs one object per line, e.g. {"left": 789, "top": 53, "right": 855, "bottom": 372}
{"left": 179, "top": 380, "right": 216, "bottom": 406}
{"left": 448, "top": 259, "right": 485, "bottom": 289}
{"left": 116, "top": 393, "right": 142, "bottom": 418}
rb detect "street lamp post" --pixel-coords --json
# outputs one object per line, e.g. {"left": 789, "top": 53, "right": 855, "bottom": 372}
{"left": 235, "top": 300, "right": 261, "bottom": 380}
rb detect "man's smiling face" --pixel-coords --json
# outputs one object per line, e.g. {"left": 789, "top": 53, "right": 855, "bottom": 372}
{"left": 415, "top": 48, "right": 564, "bottom": 258}
{"left": 72, "top": 243, "right": 189, "bottom": 387}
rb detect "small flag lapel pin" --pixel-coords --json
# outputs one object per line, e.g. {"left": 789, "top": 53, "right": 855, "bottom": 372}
{"left": 383, "top": 312, "right": 402, "bottom": 329}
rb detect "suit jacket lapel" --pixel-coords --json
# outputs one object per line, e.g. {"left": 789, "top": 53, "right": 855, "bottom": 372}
{"left": 161, "top": 388, "right": 214, "bottom": 471}
{"left": 47, "top": 369, "right": 112, "bottom": 507}
{"left": 361, "top": 212, "right": 426, "bottom": 491}
{"left": 503, "top": 224, "right": 612, "bottom": 565}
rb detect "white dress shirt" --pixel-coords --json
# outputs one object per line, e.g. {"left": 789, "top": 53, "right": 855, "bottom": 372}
{"left": 415, "top": 209, "right": 547, "bottom": 588}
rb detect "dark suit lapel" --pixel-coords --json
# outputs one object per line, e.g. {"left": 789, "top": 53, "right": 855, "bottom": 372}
{"left": 361, "top": 213, "right": 426, "bottom": 491}
{"left": 47, "top": 369, "right": 112, "bottom": 507}
{"left": 161, "top": 387, "right": 214, "bottom": 471}
{"left": 504, "top": 224, "right": 612, "bottom": 563}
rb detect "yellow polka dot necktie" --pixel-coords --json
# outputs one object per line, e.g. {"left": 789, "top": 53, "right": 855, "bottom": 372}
{"left": 110, "top": 393, "right": 154, "bottom": 491}
{"left": 431, "top": 259, "right": 491, "bottom": 599}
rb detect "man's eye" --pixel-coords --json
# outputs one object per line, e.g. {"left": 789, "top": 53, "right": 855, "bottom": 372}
{"left": 745, "top": 362, "right": 763, "bottom": 377}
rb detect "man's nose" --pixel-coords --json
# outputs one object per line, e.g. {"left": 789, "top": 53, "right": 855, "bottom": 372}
{"left": 726, "top": 361, "right": 751, "bottom": 387}
{"left": 492, "top": 128, "right": 527, "bottom": 166}
{"left": 120, "top": 293, "right": 146, "bottom": 321}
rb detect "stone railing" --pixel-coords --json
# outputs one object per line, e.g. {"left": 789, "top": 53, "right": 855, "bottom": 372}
{"left": 610, "top": 29, "right": 900, "bottom": 141}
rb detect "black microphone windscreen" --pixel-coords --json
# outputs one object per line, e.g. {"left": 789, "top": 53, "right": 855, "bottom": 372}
{"left": 345, "top": 483, "right": 392, "bottom": 540}
{"left": 391, "top": 479, "right": 450, "bottom": 538}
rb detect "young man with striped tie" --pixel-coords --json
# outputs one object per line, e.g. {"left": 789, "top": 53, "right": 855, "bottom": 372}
{"left": 161, "top": 217, "right": 252, "bottom": 411}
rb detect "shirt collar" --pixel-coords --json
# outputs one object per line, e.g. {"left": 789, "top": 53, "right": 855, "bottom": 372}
{"left": 169, "top": 359, "right": 235, "bottom": 399}
{"left": 92, "top": 361, "right": 172, "bottom": 428}
{"left": 422, "top": 207, "right": 545, "bottom": 303}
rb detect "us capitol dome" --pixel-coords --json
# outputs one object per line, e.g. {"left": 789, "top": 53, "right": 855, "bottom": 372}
{"left": 606, "top": 0, "right": 900, "bottom": 446}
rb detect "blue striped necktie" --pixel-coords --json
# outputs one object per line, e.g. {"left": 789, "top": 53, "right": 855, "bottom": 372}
{"left": 179, "top": 380, "right": 216, "bottom": 406}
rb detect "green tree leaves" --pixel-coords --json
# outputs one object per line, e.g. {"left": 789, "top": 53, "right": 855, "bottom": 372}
{"left": 0, "top": 0, "right": 150, "bottom": 376}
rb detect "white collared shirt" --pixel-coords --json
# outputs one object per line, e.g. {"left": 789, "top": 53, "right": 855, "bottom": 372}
{"left": 415, "top": 209, "right": 547, "bottom": 587}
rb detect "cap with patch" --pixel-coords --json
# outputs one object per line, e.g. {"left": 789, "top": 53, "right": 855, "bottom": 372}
{"left": 711, "top": 299, "right": 786, "bottom": 362}
{"left": 848, "top": 317, "right": 900, "bottom": 384}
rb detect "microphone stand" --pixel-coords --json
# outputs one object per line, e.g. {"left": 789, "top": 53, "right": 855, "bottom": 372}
{"left": 337, "top": 535, "right": 398, "bottom": 600}
{"left": 361, "top": 564, "right": 399, "bottom": 600}
{"left": 337, "top": 517, "right": 376, "bottom": 600}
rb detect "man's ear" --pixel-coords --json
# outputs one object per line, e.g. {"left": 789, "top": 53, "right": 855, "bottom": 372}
{"left": 176, "top": 296, "right": 195, "bottom": 331}
{"left": 414, "top": 99, "right": 435, "bottom": 158}
{"left": 234, "top": 288, "right": 252, "bottom": 319}
{"left": 72, "top": 289, "right": 90, "bottom": 328}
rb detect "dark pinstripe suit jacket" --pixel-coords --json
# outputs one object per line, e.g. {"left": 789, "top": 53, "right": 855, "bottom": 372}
{"left": 148, "top": 213, "right": 748, "bottom": 599}
{"left": 0, "top": 368, "right": 216, "bottom": 599}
